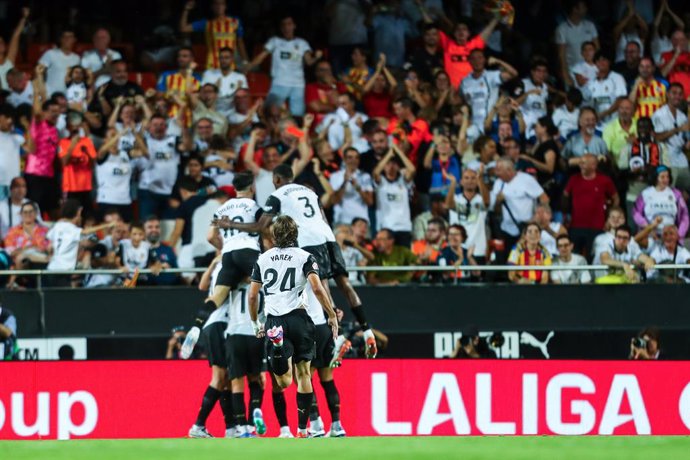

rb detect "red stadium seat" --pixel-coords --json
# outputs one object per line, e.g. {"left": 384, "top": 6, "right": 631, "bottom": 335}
{"left": 74, "top": 42, "right": 91, "bottom": 55}
{"left": 128, "top": 72, "right": 158, "bottom": 91}
{"left": 27, "top": 43, "right": 54, "bottom": 66}
{"left": 192, "top": 44, "right": 208, "bottom": 70}
{"left": 247, "top": 72, "right": 270, "bottom": 98}
{"left": 111, "top": 43, "right": 135, "bottom": 63}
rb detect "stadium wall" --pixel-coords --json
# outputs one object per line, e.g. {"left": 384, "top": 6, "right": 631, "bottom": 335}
{"left": 2, "top": 360, "right": 690, "bottom": 439}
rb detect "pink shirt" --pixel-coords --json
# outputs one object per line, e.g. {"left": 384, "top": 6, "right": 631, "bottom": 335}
{"left": 25, "top": 119, "right": 59, "bottom": 177}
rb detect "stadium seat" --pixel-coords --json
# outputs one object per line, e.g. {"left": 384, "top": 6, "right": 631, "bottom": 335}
{"left": 192, "top": 44, "right": 208, "bottom": 70}
{"left": 247, "top": 72, "right": 270, "bottom": 98}
{"left": 111, "top": 42, "right": 135, "bottom": 63}
{"left": 129, "top": 72, "right": 158, "bottom": 91}
{"left": 74, "top": 42, "right": 91, "bottom": 55}
{"left": 27, "top": 43, "right": 54, "bottom": 65}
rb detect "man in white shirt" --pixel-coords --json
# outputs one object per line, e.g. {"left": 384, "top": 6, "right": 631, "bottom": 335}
{"left": 651, "top": 83, "right": 690, "bottom": 189}
{"left": 0, "top": 105, "right": 25, "bottom": 200}
{"left": 202, "top": 47, "right": 248, "bottom": 118}
{"left": 599, "top": 224, "right": 655, "bottom": 283}
{"left": 245, "top": 15, "right": 321, "bottom": 117}
{"left": 38, "top": 30, "right": 81, "bottom": 97}
{"left": 551, "top": 234, "right": 591, "bottom": 284}
{"left": 555, "top": 0, "right": 600, "bottom": 88}
{"left": 5, "top": 69, "right": 34, "bottom": 108}
{"left": 80, "top": 28, "right": 122, "bottom": 89}
{"left": 570, "top": 41, "right": 598, "bottom": 99}
{"left": 517, "top": 58, "right": 549, "bottom": 138}
{"left": 318, "top": 92, "right": 369, "bottom": 152}
{"left": 582, "top": 52, "right": 628, "bottom": 126}
{"left": 329, "top": 147, "right": 374, "bottom": 225}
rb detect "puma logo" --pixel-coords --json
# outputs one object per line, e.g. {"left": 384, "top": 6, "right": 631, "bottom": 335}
{"left": 520, "top": 331, "right": 555, "bottom": 359}
{"left": 297, "top": 408, "right": 306, "bottom": 414}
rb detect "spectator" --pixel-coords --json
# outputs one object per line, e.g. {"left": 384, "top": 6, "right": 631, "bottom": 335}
{"left": 490, "top": 157, "right": 549, "bottom": 255}
{"left": 360, "top": 128, "right": 390, "bottom": 174}
{"left": 325, "top": 0, "right": 370, "bottom": 75}
{"left": 411, "top": 217, "right": 447, "bottom": 272}
{"left": 534, "top": 203, "right": 567, "bottom": 257}
{"left": 651, "top": 1, "right": 685, "bottom": 65}
{"left": 412, "top": 193, "right": 457, "bottom": 241}
{"left": 387, "top": 97, "right": 432, "bottom": 165}
{"left": 460, "top": 49, "right": 517, "bottom": 131}
{"left": 633, "top": 166, "right": 689, "bottom": 239}
{"left": 156, "top": 47, "right": 201, "bottom": 121}
{"left": 582, "top": 52, "right": 627, "bottom": 126}
{"left": 660, "top": 30, "right": 690, "bottom": 96}
{"left": 629, "top": 57, "right": 667, "bottom": 119}
{"left": 144, "top": 216, "right": 180, "bottom": 286}
{"left": 98, "top": 60, "right": 144, "bottom": 116}
{"left": 450, "top": 325, "right": 496, "bottom": 359}
{"left": 226, "top": 90, "right": 261, "bottom": 149}
{"left": 508, "top": 222, "right": 552, "bottom": 285}
{"left": 520, "top": 116, "right": 561, "bottom": 206}
{"left": 38, "top": 29, "right": 80, "bottom": 97}
{"left": 246, "top": 15, "right": 321, "bottom": 117}
{"left": 100, "top": 219, "right": 127, "bottom": 256}
{"left": 306, "top": 60, "right": 347, "bottom": 125}
{"left": 334, "top": 224, "right": 374, "bottom": 286}
{"left": 188, "top": 84, "right": 228, "bottom": 136}
{"left": 555, "top": 0, "right": 600, "bottom": 88}
{"left": 3, "top": 201, "right": 50, "bottom": 274}
{"left": 58, "top": 111, "right": 97, "bottom": 215}
{"left": 117, "top": 221, "right": 152, "bottom": 277}
{"left": 0, "top": 8, "right": 29, "bottom": 90}
{"left": 180, "top": 0, "right": 247, "bottom": 70}
{"left": 0, "top": 305, "right": 18, "bottom": 360}
{"left": 0, "top": 177, "right": 41, "bottom": 240}
{"left": 562, "top": 107, "right": 609, "bottom": 168}
{"left": 171, "top": 155, "right": 217, "bottom": 207}
{"left": 319, "top": 92, "right": 369, "bottom": 152}
{"left": 552, "top": 88, "right": 582, "bottom": 141}
{"left": 81, "top": 28, "right": 123, "bottom": 89}
{"left": 243, "top": 129, "right": 282, "bottom": 206}
{"left": 571, "top": 41, "right": 598, "bottom": 97}
{"left": 369, "top": 0, "right": 413, "bottom": 70}
{"left": 330, "top": 147, "right": 374, "bottom": 226}
{"left": 201, "top": 47, "right": 248, "bottom": 118}
{"left": 563, "top": 154, "right": 619, "bottom": 256}
{"left": 648, "top": 224, "right": 690, "bottom": 283}
{"left": 651, "top": 83, "right": 690, "bottom": 189}
{"left": 362, "top": 54, "right": 397, "bottom": 120}
{"left": 602, "top": 98, "right": 637, "bottom": 165}
{"left": 25, "top": 68, "right": 60, "bottom": 218}
{"left": 5, "top": 68, "right": 34, "bottom": 108}
{"left": 351, "top": 217, "right": 374, "bottom": 250}
{"left": 409, "top": 23, "right": 444, "bottom": 83}
{"left": 551, "top": 234, "right": 591, "bottom": 284}
{"left": 64, "top": 66, "right": 92, "bottom": 112}
{"left": 437, "top": 224, "right": 478, "bottom": 281}
{"left": 167, "top": 177, "right": 210, "bottom": 250}
{"left": 485, "top": 95, "right": 525, "bottom": 145}
{"left": 0, "top": 104, "right": 27, "bottom": 200}
{"left": 368, "top": 228, "right": 417, "bottom": 286}
{"left": 598, "top": 224, "right": 654, "bottom": 284}
{"left": 517, "top": 57, "right": 550, "bottom": 137}
{"left": 629, "top": 326, "right": 661, "bottom": 360}
{"left": 83, "top": 242, "right": 119, "bottom": 288}
{"left": 341, "top": 47, "right": 374, "bottom": 101}
{"left": 373, "top": 144, "right": 416, "bottom": 247}
{"left": 446, "top": 168, "right": 489, "bottom": 262}
{"left": 422, "top": 133, "right": 462, "bottom": 196}
{"left": 613, "top": 42, "right": 643, "bottom": 90}
{"left": 138, "top": 115, "right": 183, "bottom": 219}
{"left": 591, "top": 205, "right": 649, "bottom": 267}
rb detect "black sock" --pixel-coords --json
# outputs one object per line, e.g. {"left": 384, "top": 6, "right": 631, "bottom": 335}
{"left": 195, "top": 300, "right": 217, "bottom": 327}
{"left": 195, "top": 386, "right": 221, "bottom": 427}
{"left": 321, "top": 380, "right": 340, "bottom": 422}
{"left": 309, "top": 391, "right": 320, "bottom": 422}
{"left": 232, "top": 392, "right": 247, "bottom": 426}
{"left": 269, "top": 346, "right": 289, "bottom": 375}
{"left": 220, "top": 390, "right": 235, "bottom": 429}
{"left": 351, "top": 305, "right": 370, "bottom": 331}
{"left": 272, "top": 391, "right": 288, "bottom": 427}
{"left": 296, "top": 392, "right": 313, "bottom": 430}
{"left": 248, "top": 381, "right": 263, "bottom": 418}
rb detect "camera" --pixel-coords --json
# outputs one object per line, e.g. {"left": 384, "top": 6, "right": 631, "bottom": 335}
{"left": 632, "top": 336, "right": 647, "bottom": 349}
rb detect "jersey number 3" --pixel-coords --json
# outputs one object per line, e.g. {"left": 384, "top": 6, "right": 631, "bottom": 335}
{"left": 263, "top": 267, "right": 296, "bottom": 295}
{"left": 298, "top": 196, "right": 315, "bottom": 218}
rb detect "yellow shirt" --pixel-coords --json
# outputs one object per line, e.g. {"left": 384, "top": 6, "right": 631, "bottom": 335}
{"left": 602, "top": 118, "right": 637, "bottom": 161}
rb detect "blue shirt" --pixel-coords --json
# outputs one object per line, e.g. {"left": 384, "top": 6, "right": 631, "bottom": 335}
{"left": 429, "top": 154, "right": 461, "bottom": 196}
{"left": 149, "top": 244, "right": 178, "bottom": 285}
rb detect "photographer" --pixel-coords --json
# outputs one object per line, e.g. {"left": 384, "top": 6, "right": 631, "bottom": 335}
{"left": 451, "top": 326, "right": 498, "bottom": 359}
{"left": 629, "top": 326, "right": 661, "bottom": 360}
{"left": 0, "top": 304, "right": 18, "bottom": 360}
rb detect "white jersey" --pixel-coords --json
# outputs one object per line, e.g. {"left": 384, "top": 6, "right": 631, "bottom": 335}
{"left": 202, "top": 69, "right": 248, "bottom": 116}
{"left": 140, "top": 134, "right": 180, "bottom": 194}
{"left": 38, "top": 48, "right": 80, "bottom": 96}
{"left": 652, "top": 105, "right": 689, "bottom": 168}
{"left": 583, "top": 72, "right": 627, "bottom": 125}
{"left": 551, "top": 106, "right": 580, "bottom": 139}
{"left": 304, "top": 284, "right": 327, "bottom": 326}
{"left": 6, "top": 81, "right": 34, "bottom": 107}
{"left": 570, "top": 61, "right": 597, "bottom": 97}
{"left": 251, "top": 247, "right": 319, "bottom": 317}
{"left": 453, "top": 191, "right": 488, "bottom": 257}
{"left": 203, "top": 152, "right": 234, "bottom": 187}
{"left": 47, "top": 221, "right": 82, "bottom": 270}
{"left": 66, "top": 82, "right": 88, "bottom": 108}
{"left": 225, "top": 282, "right": 265, "bottom": 336}
{"left": 96, "top": 152, "right": 133, "bottom": 204}
{"left": 118, "top": 239, "right": 151, "bottom": 271}
{"left": 520, "top": 78, "right": 548, "bottom": 136}
{"left": 265, "top": 184, "right": 333, "bottom": 247}
{"left": 214, "top": 197, "right": 262, "bottom": 253}
{"left": 639, "top": 186, "right": 678, "bottom": 232}
{"left": 81, "top": 48, "right": 122, "bottom": 88}
{"left": 540, "top": 222, "right": 562, "bottom": 257}
{"left": 329, "top": 168, "right": 374, "bottom": 225}
{"left": 205, "top": 264, "right": 230, "bottom": 328}
{"left": 265, "top": 37, "right": 312, "bottom": 88}
{"left": 460, "top": 70, "right": 503, "bottom": 130}
{"left": 375, "top": 173, "right": 413, "bottom": 232}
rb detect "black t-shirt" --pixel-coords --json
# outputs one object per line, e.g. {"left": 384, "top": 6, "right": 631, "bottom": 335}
{"left": 172, "top": 175, "right": 217, "bottom": 202}
{"left": 531, "top": 139, "right": 560, "bottom": 185}
{"left": 102, "top": 81, "right": 145, "bottom": 106}
{"left": 176, "top": 195, "right": 209, "bottom": 245}
{"left": 359, "top": 149, "right": 384, "bottom": 175}
{"left": 409, "top": 47, "right": 444, "bottom": 83}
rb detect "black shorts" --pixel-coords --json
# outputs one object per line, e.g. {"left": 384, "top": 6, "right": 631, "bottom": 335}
{"left": 303, "top": 244, "right": 332, "bottom": 280}
{"left": 311, "top": 323, "right": 335, "bottom": 369}
{"left": 326, "top": 241, "right": 348, "bottom": 278}
{"left": 225, "top": 334, "right": 267, "bottom": 379}
{"left": 218, "top": 249, "right": 260, "bottom": 289}
{"left": 265, "top": 309, "right": 316, "bottom": 368}
{"left": 201, "top": 322, "right": 228, "bottom": 368}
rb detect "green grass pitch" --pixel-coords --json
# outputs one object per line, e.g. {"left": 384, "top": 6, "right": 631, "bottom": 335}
{"left": 3, "top": 437, "right": 690, "bottom": 460}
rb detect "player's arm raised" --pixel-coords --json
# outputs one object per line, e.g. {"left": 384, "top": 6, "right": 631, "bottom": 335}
{"left": 307, "top": 272, "right": 338, "bottom": 338}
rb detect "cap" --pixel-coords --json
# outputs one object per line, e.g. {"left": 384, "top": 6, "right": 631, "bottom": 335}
{"left": 218, "top": 185, "right": 236, "bottom": 198}
{"left": 657, "top": 165, "right": 670, "bottom": 175}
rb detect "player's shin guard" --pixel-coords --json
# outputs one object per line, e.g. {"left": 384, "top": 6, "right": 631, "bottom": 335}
{"left": 269, "top": 346, "right": 289, "bottom": 375}
{"left": 272, "top": 391, "right": 288, "bottom": 427}
{"left": 320, "top": 380, "right": 340, "bottom": 422}
{"left": 232, "top": 392, "right": 248, "bottom": 426}
{"left": 195, "top": 386, "right": 221, "bottom": 427}
{"left": 296, "top": 392, "right": 313, "bottom": 430}
{"left": 248, "top": 381, "right": 263, "bottom": 416}
{"left": 309, "top": 391, "right": 320, "bottom": 421}
{"left": 220, "top": 390, "right": 236, "bottom": 429}
{"left": 350, "top": 305, "right": 370, "bottom": 332}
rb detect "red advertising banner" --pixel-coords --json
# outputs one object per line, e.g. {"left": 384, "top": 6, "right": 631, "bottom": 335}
{"left": 2, "top": 360, "right": 690, "bottom": 439}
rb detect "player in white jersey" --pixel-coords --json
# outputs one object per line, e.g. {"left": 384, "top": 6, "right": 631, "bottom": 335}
{"left": 219, "top": 164, "right": 379, "bottom": 363}
{"left": 188, "top": 256, "right": 236, "bottom": 439}
{"left": 248, "top": 216, "right": 337, "bottom": 438}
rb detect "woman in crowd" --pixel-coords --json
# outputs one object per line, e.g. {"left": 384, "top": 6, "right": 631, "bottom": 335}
{"left": 520, "top": 116, "right": 561, "bottom": 208}
{"left": 423, "top": 133, "right": 462, "bottom": 196}
{"left": 633, "top": 166, "right": 689, "bottom": 240}
{"left": 508, "top": 222, "right": 552, "bottom": 284}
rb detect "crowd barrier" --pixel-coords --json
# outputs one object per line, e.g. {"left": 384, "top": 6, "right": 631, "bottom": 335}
{"left": 2, "top": 360, "right": 690, "bottom": 439}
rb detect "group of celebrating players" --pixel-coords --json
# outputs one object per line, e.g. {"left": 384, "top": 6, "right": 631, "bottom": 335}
{"left": 180, "top": 143, "right": 377, "bottom": 438}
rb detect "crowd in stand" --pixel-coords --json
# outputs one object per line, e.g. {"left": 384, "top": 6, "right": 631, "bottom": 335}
{"left": 1, "top": 0, "right": 690, "bottom": 287}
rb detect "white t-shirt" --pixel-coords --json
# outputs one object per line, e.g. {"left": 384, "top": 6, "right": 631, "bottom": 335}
{"left": 265, "top": 184, "right": 333, "bottom": 247}
{"left": 551, "top": 105, "right": 580, "bottom": 139}
{"left": 320, "top": 109, "right": 370, "bottom": 152}
{"left": 651, "top": 35, "right": 673, "bottom": 65}
{"left": 118, "top": 239, "right": 151, "bottom": 271}
{"left": 570, "top": 61, "right": 597, "bottom": 96}
{"left": 202, "top": 69, "right": 248, "bottom": 117}
{"left": 139, "top": 134, "right": 180, "bottom": 194}
{"left": 214, "top": 197, "right": 261, "bottom": 253}
{"left": 96, "top": 152, "right": 133, "bottom": 205}
{"left": 265, "top": 37, "right": 311, "bottom": 88}
{"left": 552, "top": 254, "right": 592, "bottom": 284}
{"left": 205, "top": 264, "right": 231, "bottom": 328}
{"left": 540, "top": 222, "right": 562, "bottom": 257}
{"left": 652, "top": 105, "right": 689, "bottom": 168}
{"left": 520, "top": 78, "right": 548, "bottom": 136}
{"left": 47, "top": 221, "right": 82, "bottom": 270}
{"left": 203, "top": 152, "right": 235, "bottom": 187}
{"left": 0, "top": 59, "right": 13, "bottom": 90}
{"left": 66, "top": 82, "right": 88, "bottom": 109}
{"left": 452, "top": 191, "right": 488, "bottom": 257}
{"left": 460, "top": 70, "right": 503, "bottom": 130}
{"left": 7, "top": 81, "right": 34, "bottom": 107}
{"left": 329, "top": 168, "right": 373, "bottom": 225}
{"left": 375, "top": 173, "right": 413, "bottom": 232}
{"left": 592, "top": 231, "right": 643, "bottom": 277}
{"left": 38, "top": 48, "right": 81, "bottom": 97}
{"left": 251, "top": 247, "right": 318, "bottom": 316}
{"left": 639, "top": 186, "right": 678, "bottom": 232}
{"left": 555, "top": 19, "right": 599, "bottom": 68}
{"left": 583, "top": 71, "right": 628, "bottom": 125}
{"left": 81, "top": 49, "right": 122, "bottom": 88}
{"left": 490, "top": 172, "right": 545, "bottom": 236}
{"left": 0, "top": 131, "right": 24, "bottom": 188}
